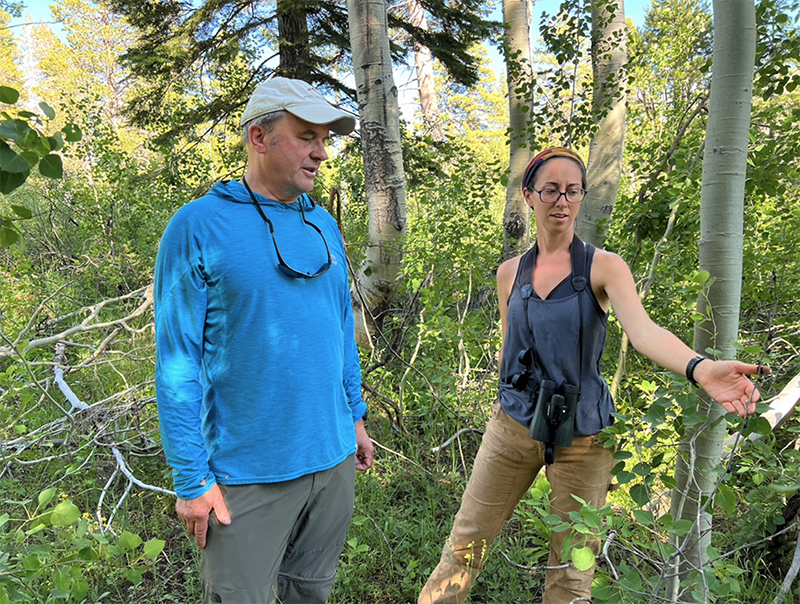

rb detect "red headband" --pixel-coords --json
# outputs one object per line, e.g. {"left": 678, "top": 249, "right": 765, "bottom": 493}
{"left": 522, "top": 147, "right": 585, "bottom": 191}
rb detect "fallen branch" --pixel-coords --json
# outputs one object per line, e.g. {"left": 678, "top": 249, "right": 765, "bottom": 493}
{"left": 53, "top": 343, "right": 88, "bottom": 412}
{"left": 0, "top": 284, "right": 153, "bottom": 359}
{"left": 602, "top": 529, "right": 619, "bottom": 580}
{"left": 775, "top": 526, "right": 800, "bottom": 604}
{"left": 722, "top": 370, "right": 800, "bottom": 455}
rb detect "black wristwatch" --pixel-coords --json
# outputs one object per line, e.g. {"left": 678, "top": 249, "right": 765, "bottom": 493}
{"left": 686, "top": 355, "right": 707, "bottom": 388}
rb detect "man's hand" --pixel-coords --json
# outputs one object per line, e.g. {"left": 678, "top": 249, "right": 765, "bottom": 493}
{"left": 694, "top": 360, "right": 770, "bottom": 418}
{"left": 355, "top": 419, "right": 374, "bottom": 471}
{"left": 176, "top": 483, "right": 231, "bottom": 549}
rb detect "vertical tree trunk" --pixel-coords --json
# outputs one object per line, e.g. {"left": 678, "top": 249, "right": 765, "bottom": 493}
{"left": 668, "top": 1, "right": 756, "bottom": 601}
{"left": 577, "top": 0, "right": 627, "bottom": 247}
{"left": 408, "top": 0, "right": 444, "bottom": 141}
{"left": 348, "top": 0, "right": 407, "bottom": 348}
{"left": 276, "top": 0, "right": 312, "bottom": 81}
{"left": 502, "top": 0, "right": 533, "bottom": 259}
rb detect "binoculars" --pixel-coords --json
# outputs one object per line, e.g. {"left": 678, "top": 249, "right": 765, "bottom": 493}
{"left": 509, "top": 348, "right": 535, "bottom": 390}
{"left": 529, "top": 379, "right": 579, "bottom": 449}
{"left": 506, "top": 348, "right": 579, "bottom": 462}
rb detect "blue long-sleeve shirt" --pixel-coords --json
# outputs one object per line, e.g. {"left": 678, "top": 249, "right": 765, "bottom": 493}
{"left": 154, "top": 180, "right": 366, "bottom": 500}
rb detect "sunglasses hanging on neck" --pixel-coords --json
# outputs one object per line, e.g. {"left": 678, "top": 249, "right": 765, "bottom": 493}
{"left": 242, "top": 176, "right": 332, "bottom": 279}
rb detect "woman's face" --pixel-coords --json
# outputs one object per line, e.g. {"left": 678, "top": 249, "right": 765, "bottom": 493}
{"left": 523, "top": 157, "right": 583, "bottom": 233}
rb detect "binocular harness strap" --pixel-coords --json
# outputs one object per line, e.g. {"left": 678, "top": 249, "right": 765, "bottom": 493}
{"left": 511, "top": 235, "right": 589, "bottom": 464}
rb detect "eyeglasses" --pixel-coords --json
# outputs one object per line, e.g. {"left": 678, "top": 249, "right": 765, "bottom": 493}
{"left": 242, "top": 176, "right": 332, "bottom": 279}
{"left": 530, "top": 187, "right": 587, "bottom": 205}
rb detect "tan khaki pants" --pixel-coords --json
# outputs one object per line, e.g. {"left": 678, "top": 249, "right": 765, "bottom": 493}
{"left": 419, "top": 402, "right": 614, "bottom": 604}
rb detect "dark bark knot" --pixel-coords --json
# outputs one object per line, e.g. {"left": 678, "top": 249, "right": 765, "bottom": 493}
{"left": 505, "top": 212, "right": 527, "bottom": 240}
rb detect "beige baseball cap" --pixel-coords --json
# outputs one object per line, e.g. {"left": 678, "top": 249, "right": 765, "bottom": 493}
{"left": 240, "top": 77, "right": 356, "bottom": 135}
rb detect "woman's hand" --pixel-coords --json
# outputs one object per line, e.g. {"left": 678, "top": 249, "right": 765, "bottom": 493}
{"left": 693, "top": 360, "right": 770, "bottom": 417}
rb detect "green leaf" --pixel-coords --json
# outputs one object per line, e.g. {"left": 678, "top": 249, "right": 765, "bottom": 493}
{"left": 124, "top": 568, "right": 143, "bottom": 585}
{"left": 62, "top": 123, "right": 82, "bottom": 142}
{"left": 0, "top": 122, "right": 22, "bottom": 141}
{"left": 71, "top": 579, "right": 89, "bottom": 601}
{"left": 19, "top": 150, "right": 38, "bottom": 166}
{"left": 614, "top": 470, "right": 635, "bottom": 484}
{"left": 143, "top": 538, "right": 166, "bottom": 560}
{"left": 0, "top": 86, "right": 20, "bottom": 105}
{"left": 0, "top": 513, "right": 8, "bottom": 528}
{"left": 582, "top": 510, "right": 602, "bottom": 529}
{"left": 571, "top": 546, "right": 595, "bottom": 571}
{"left": 0, "top": 140, "right": 31, "bottom": 173}
{"left": 633, "top": 509, "right": 654, "bottom": 525}
{"left": 119, "top": 531, "right": 143, "bottom": 551}
{"left": 10, "top": 204, "right": 32, "bottom": 219}
{"left": 630, "top": 484, "right": 650, "bottom": 507}
{"left": 49, "top": 132, "right": 64, "bottom": 152}
{"left": 51, "top": 500, "right": 81, "bottom": 526}
{"left": 714, "top": 484, "right": 736, "bottom": 514}
{"left": 672, "top": 519, "right": 694, "bottom": 536}
{"left": 659, "top": 473, "right": 678, "bottom": 490}
{"left": 38, "top": 102, "right": 56, "bottom": 120}
{"left": 692, "top": 270, "right": 710, "bottom": 284}
{"left": 0, "top": 224, "right": 19, "bottom": 246}
{"left": 769, "top": 481, "right": 800, "bottom": 495}
{"left": 22, "top": 555, "right": 40, "bottom": 571}
{"left": 38, "top": 487, "right": 57, "bottom": 509}
{"left": 543, "top": 514, "right": 563, "bottom": 526}
{"left": 0, "top": 168, "right": 27, "bottom": 195}
{"left": 53, "top": 566, "right": 71, "bottom": 592}
{"left": 38, "top": 153, "right": 63, "bottom": 178}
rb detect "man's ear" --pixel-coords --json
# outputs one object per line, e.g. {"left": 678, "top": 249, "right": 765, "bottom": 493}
{"left": 247, "top": 124, "right": 269, "bottom": 155}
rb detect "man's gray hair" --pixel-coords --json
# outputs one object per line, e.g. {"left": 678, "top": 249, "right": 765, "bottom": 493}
{"left": 241, "top": 110, "right": 287, "bottom": 147}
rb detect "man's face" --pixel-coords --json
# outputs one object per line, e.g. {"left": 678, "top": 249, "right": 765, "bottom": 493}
{"left": 253, "top": 113, "right": 330, "bottom": 202}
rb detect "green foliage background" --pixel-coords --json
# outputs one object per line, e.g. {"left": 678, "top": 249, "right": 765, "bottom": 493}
{"left": 1, "top": 0, "right": 800, "bottom": 602}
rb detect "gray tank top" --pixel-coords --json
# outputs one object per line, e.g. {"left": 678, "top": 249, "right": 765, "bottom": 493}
{"left": 498, "top": 236, "right": 615, "bottom": 436}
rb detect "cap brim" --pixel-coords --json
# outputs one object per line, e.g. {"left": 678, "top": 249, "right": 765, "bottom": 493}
{"left": 287, "top": 103, "right": 356, "bottom": 135}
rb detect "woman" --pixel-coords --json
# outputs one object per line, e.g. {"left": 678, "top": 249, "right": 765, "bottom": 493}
{"left": 418, "top": 147, "right": 765, "bottom": 604}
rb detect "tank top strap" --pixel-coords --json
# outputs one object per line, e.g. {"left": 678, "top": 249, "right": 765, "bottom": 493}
{"left": 512, "top": 244, "right": 538, "bottom": 296}
{"left": 512, "top": 235, "right": 595, "bottom": 297}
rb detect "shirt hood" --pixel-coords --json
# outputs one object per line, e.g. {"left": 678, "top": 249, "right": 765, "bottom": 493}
{"left": 209, "top": 180, "right": 318, "bottom": 212}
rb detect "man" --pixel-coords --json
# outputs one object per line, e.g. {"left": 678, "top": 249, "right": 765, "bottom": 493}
{"left": 154, "top": 77, "right": 373, "bottom": 604}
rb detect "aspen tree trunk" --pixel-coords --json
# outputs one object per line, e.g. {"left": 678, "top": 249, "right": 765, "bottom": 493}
{"left": 577, "top": 0, "right": 627, "bottom": 247}
{"left": 348, "top": 0, "right": 407, "bottom": 348}
{"left": 408, "top": 0, "right": 444, "bottom": 141}
{"left": 668, "top": 2, "right": 756, "bottom": 601}
{"left": 502, "top": 0, "right": 533, "bottom": 259}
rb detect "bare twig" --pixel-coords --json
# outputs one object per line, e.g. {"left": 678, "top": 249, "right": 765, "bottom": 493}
{"left": 369, "top": 438, "right": 431, "bottom": 475}
{"left": 497, "top": 548, "right": 570, "bottom": 573}
{"left": 429, "top": 428, "right": 484, "bottom": 454}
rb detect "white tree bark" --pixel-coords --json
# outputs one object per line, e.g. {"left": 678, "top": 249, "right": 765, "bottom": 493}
{"left": 501, "top": 0, "right": 533, "bottom": 259}
{"left": 578, "top": 0, "right": 627, "bottom": 247}
{"left": 407, "top": 0, "right": 444, "bottom": 141}
{"left": 348, "top": 0, "right": 407, "bottom": 348}
{"left": 669, "top": 2, "right": 756, "bottom": 601}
